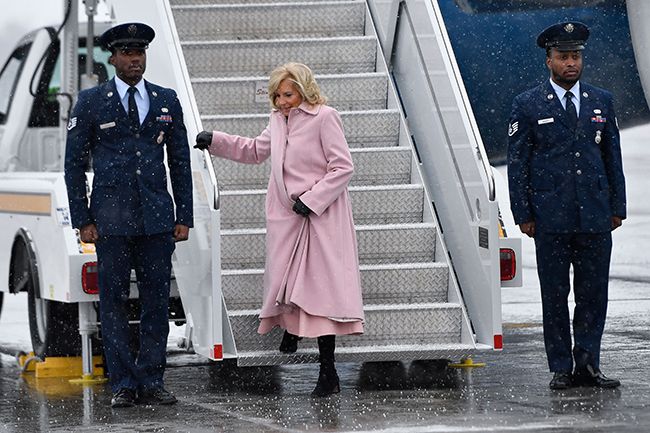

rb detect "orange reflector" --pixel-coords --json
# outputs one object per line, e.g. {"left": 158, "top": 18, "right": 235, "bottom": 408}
{"left": 213, "top": 344, "right": 223, "bottom": 360}
{"left": 81, "top": 261, "right": 99, "bottom": 294}
{"left": 494, "top": 334, "right": 503, "bottom": 349}
{"left": 500, "top": 248, "right": 516, "bottom": 281}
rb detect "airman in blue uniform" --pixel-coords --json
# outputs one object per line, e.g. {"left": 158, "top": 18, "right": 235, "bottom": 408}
{"left": 64, "top": 22, "right": 193, "bottom": 407}
{"left": 507, "top": 21, "right": 626, "bottom": 390}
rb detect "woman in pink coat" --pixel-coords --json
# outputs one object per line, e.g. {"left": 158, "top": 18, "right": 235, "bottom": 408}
{"left": 194, "top": 62, "right": 364, "bottom": 397}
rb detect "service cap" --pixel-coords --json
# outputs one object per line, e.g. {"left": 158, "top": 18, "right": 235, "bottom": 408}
{"left": 99, "top": 22, "right": 155, "bottom": 51}
{"left": 536, "top": 21, "right": 589, "bottom": 51}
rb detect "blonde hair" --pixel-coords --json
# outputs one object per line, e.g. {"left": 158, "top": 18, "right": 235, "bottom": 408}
{"left": 268, "top": 62, "right": 327, "bottom": 109}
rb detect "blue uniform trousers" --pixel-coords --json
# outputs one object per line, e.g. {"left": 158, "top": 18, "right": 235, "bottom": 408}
{"left": 96, "top": 233, "right": 175, "bottom": 392}
{"left": 534, "top": 231, "right": 612, "bottom": 373}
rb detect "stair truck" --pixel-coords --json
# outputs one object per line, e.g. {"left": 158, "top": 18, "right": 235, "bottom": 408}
{"left": 0, "top": 0, "right": 523, "bottom": 380}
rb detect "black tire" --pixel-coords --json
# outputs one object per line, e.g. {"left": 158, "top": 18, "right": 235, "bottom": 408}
{"left": 11, "top": 232, "right": 81, "bottom": 358}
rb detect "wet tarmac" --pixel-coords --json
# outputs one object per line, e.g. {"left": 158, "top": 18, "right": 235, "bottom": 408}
{"left": 1, "top": 302, "right": 649, "bottom": 433}
{"left": 1, "top": 124, "right": 649, "bottom": 432}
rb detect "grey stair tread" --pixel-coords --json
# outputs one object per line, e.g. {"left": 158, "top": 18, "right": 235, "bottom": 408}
{"left": 228, "top": 303, "right": 462, "bottom": 352}
{"left": 220, "top": 184, "right": 424, "bottom": 229}
{"left": 193, "top": 73, "right": 387, "bottom": 114}
{"left": 221, "top": 223, "right": 436, "bottom": 269}
{"left": 202, "top": 109, "right": 400, "bottom": 148}
{"left": 213, "top": 146, "right": 410, "bottom": 191}
{"left": 181, "top": 36, "right": 377, "bottom": 78}
{"left": 235, "top": 343, "right": 481, "bottom": 366}
{"left": 172, "top": 1, "right": 365, "bottom": 41}
{"left": 222, "top": 262, "right": 449, "bottom": 309}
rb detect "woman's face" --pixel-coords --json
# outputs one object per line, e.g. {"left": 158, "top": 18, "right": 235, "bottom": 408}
{"left": 274, "top": 79, "right": 303, "bottom": 117}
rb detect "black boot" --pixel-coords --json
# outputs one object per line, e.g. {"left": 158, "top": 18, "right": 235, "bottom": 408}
{"left": 279, "top": 330, "right": 302, "bottom": 353}
{"left": 312, "top": 335, "right": 340, "bottom": 397}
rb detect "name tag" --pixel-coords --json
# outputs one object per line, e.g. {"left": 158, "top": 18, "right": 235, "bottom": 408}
{"left": 537, "top": 117, "right": 554, "bottom": 125}
{"left": 100, "top": 121, "right": 116, "bottom": 130}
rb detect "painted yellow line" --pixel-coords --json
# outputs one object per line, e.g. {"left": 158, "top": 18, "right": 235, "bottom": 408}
{"left": 0, "top": 191, "right": 51, "bottom": 216}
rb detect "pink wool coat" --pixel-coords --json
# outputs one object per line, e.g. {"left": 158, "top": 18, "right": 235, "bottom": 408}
{"left": 209, "top": 102, "right": 364, "bottom": 326}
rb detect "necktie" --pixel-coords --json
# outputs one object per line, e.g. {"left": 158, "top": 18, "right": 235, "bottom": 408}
{"left": 127, "top": 86, "right": 139, "bottom": 130}
{"left": 565, "top": 91, "right": 577, "bottom": 128}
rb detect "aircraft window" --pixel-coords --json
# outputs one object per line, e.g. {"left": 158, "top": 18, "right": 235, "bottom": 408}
{"left": 0, "top": 43, "right": 32, "bottom": 125}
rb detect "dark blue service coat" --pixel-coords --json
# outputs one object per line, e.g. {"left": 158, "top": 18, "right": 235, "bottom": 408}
{"left": 507, "top": 81, "right": 626, "bottom": 233}
{"left": 64, "top": 79, "right": 193, "bottom": 235}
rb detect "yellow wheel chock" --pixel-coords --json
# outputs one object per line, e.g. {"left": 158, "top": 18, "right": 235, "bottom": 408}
{"left": 17, "top": 351, "right": 107, "bottom": 383}
{"left": 448, "top": 357, "right": 486, "bottom": 368}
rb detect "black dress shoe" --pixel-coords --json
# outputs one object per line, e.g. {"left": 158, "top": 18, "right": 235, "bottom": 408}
{"left": 573, "top": 365, "right": 621, "bottom": 388}
{"left": 111, "top": 388, "right": 136, "bottom": 408}
{"left": 137, "top": 387, "right": 178, "bottom": 405}
{"left": 279, "top": 330, "right": 302, "bottom": 353}
{"left": 549, "top": 372, "right": 573, "bottom": 390}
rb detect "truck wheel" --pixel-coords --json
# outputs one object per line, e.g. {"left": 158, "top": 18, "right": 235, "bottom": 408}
{"left": 11, "top": 232, "right": 81, "bottom": 358}
{"left": 27, "top": 282, "right": 81, "bottom": 358}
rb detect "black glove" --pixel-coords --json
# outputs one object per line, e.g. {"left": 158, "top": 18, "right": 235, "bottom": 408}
{"left": 194, "top": 131, "right": 213, "bottom": 150}
{"left": 292, "top": 198, "right": 312, "bottom": 217}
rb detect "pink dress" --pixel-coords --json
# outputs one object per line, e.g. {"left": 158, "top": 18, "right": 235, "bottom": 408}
{"left": 209, "top": 102, "right": 364, "bottom": 337}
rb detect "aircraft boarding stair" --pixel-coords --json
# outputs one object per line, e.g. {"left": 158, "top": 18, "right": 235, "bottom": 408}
{"left": 169, "top": 0, "right": 478, "bottom": 366}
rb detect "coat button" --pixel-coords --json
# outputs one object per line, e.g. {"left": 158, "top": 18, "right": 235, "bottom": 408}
{"left": 576, "top": 169, "right": 582, "bottom": 175}
{"left": 136, "top": 151, "right": 141, "bottom": 157}
{"left": 575, "top": 152, "right": 581, "bottom": 157}
{"left": 135, "top": 133, "right": 140, "bottom": 138}
{"left": 136, "top": 169, "right": 141, "bottom": 175}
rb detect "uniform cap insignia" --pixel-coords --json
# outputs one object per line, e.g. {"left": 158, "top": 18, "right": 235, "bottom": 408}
{"left": 564, "top": 23, "right": 574, "bottom": 33}
{"left": 128, "top": 24, "right": 138, "bottom": 36}
{"left": 508, "top": 121, "right": 519, "bottom": 137}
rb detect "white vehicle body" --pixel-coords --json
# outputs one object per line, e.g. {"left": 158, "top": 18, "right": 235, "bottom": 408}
{"left": 0, "top": 0, "right": 532, "bottom": 372}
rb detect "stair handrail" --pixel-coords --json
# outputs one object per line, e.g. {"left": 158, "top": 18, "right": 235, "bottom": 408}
{"left": 366, "top": 0, "right": 502, "bottom": 348}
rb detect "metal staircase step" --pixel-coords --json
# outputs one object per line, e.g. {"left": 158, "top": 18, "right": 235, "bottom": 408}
{"left": 220, "top": 184, "right": 424, "bottom": 229}
{"left": 214, "top": 146, "right": 411, "bottom": 191}
{"left": 236, "top": 343, "right": 481, "bottom": 366}
{"left": 193, "top": 73, "right": 387, "bottom": 115}
{"left": 228, "top": 303, "right": 462, "bottom": 356}
{"left": 172, "top": 1, "right": 365, "bottom": 41}
{"left": 221, "top": 223, "right": 436, "bottom": 269}
{"left": 222, "top": 262, "right": 449, "bottom": 310}
{"left": 181, "top": 36, "right": 377, "bottom": 78}
{"left": 203, "top": 109, "right": 400, "bottom": 148}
